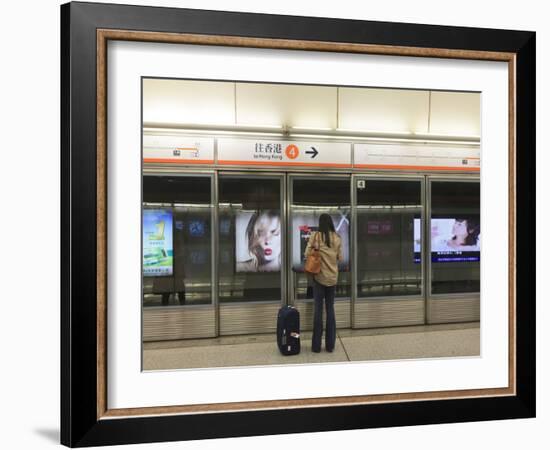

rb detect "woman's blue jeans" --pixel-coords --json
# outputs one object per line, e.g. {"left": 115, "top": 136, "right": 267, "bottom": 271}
{"left": 312, "top": 279, "right": 336, "bottom": 352}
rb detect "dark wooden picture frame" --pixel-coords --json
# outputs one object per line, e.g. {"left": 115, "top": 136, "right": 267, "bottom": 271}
{"left": 61, "top": 1, "right": 535, "bottom": 447}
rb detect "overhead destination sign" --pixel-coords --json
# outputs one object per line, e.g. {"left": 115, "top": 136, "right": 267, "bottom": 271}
{"left": 354, "top": 143, "right": 480, "bottom": 171}
{"left": 217, "top": 138, "right": 352, "bottom": 168}
{"left": 143, "top": 135, "right": 215, "bottom": 164}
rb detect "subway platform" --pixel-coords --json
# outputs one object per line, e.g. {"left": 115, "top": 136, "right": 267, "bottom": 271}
{"left": 143, "top": 322, "right": 480, "bottom": 371}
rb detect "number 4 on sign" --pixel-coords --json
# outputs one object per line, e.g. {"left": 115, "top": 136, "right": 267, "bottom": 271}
{"left": 285, "top": 144, "right": 299, "bottom": 159}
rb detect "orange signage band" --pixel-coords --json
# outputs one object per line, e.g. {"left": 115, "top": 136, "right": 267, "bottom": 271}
{"left": 143, "top": 159, "right": 480, "bottom": 172}
{"left": 143, "top": 158, "right": 215, "bottom": 164}
{"left": 354, "top": 163, "right": 480, "bottom": 171}
{"left": 217, "top": 160, "right": 353, "bottom": 168}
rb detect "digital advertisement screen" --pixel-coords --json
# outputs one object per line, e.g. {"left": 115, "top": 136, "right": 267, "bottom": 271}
{"left": 143, "top": 208, "right": 174, "bottom": 276}
{"left": 235, "top": 210, "right": 281, "bottom": 272}
{"left": 414, "top": 217, "right": 480, "bottom": 263}
{"left": 292, "top": 211, "right": 350, "bottom": 272}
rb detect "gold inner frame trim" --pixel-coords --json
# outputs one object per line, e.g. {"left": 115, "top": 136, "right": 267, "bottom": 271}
{"left": 96, "top": 28, "right": 517, "bottom": 420}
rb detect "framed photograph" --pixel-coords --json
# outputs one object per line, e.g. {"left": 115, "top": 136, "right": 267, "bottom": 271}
{"left": 61, "top": 1, "right": 535, "bottom": 447}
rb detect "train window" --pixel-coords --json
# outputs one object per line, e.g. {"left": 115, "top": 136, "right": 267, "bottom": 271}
{"left": 430, "top": 181, "right": 480, "bottom": 294}
{"left": 356, "top": 179, "right": 422, "bottom": 298}
{"left": 142, "top": 175, "right": 213, "bottom": 307}
{"left": 218, "top": 176, "right": 282, "bottom": 303}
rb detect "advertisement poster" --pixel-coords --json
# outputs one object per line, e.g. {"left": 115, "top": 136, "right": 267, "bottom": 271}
{"left": 292, "top": 211, "right": 350, "bottom": 272}
{"left": 414, "top": 217, "right": 481, "bottom": 263}
{"left": 143, "top": 208, "right": 174, "bottom": 276}
{"left": 235, "top": 210, "right": 282, "bottom": 272}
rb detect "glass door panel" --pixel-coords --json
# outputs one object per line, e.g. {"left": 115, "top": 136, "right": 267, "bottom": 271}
{"left": 355, "top": 178, "right": 423, "bottom": 298}
{"left": 142, "top": 175, "right": 213, "bottom": 307}
{"left": 290, "top": 177, "right": 351, "bottom": 301}
{"left": 429, "top": 180, "right": 480, "bottom": 294}
{"left": 218, "top": 175, "right": 283, "bottom": 303}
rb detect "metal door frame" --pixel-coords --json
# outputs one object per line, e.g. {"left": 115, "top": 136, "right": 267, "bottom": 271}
{"left": 141, "top": 170, "right": 218, "bottom": 341}
{"left": 351, "top": 174, "right": 426, "bottom": 327}
{"left": 287, "top": 173, "right": 353, "bottom": 306}
{"left": 216, "top": 171, "right": 287, "bottom": 335}
{"left": 426, "top": 174, "right": 481, "bottom": 300}
{"left": 142, "top": 168, "right": 481, "bottom": 337}
{"left": 141, "top": 169, "right": 217, "bottom": 310}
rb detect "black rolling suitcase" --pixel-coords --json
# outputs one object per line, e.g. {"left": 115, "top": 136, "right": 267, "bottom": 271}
{"left": 277, "top": 305, "right": 301, "bottom": 356}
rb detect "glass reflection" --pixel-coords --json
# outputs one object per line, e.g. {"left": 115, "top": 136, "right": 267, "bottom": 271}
{"left": 356, "top": 179, "right": 422, "bottom": 297}
{"left": 142, "top": 176, "right": 213, "bottom": 307}
{"left": 291, "top": 178, "right": 351, "bottom": 300}
{"left": 430, "top": 181, "right": 480, "bottom": 294}
{"left": 218, "top": 177, "right": 282, "bottom": 302}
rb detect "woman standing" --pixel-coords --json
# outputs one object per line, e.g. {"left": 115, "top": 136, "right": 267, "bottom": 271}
{"left": 304, "top": 214, "right": 343, "bottom": 353}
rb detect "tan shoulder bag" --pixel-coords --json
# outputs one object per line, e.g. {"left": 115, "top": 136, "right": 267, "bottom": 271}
{"left": 304, "top": 232, "right": 321, "bottom": 274}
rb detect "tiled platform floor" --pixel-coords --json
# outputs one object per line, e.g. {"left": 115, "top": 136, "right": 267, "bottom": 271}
{"left": 143, "top": 322, "right": 480, "bottom": 371}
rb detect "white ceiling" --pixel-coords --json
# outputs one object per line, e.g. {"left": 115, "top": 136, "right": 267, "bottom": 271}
{"left": 143, "top": 79, "right": 480, "bottom": 137}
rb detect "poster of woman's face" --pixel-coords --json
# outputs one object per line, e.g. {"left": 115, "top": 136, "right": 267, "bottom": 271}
{"left": 235, "top": 210, "right": 282, "bottom": 272}
{"left": 431, "top": 218, "right": 481, "bottom": 252}
{"left": 413, "top": 217, "right": 480, "bottom": 263}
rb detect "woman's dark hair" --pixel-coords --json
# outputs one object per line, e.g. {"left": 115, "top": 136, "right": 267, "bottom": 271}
{"left": 453, "top": 217, "right": 480, "bottom": 246}
{"left": 318, "top": 213, "right": 336, "bottom": 247}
